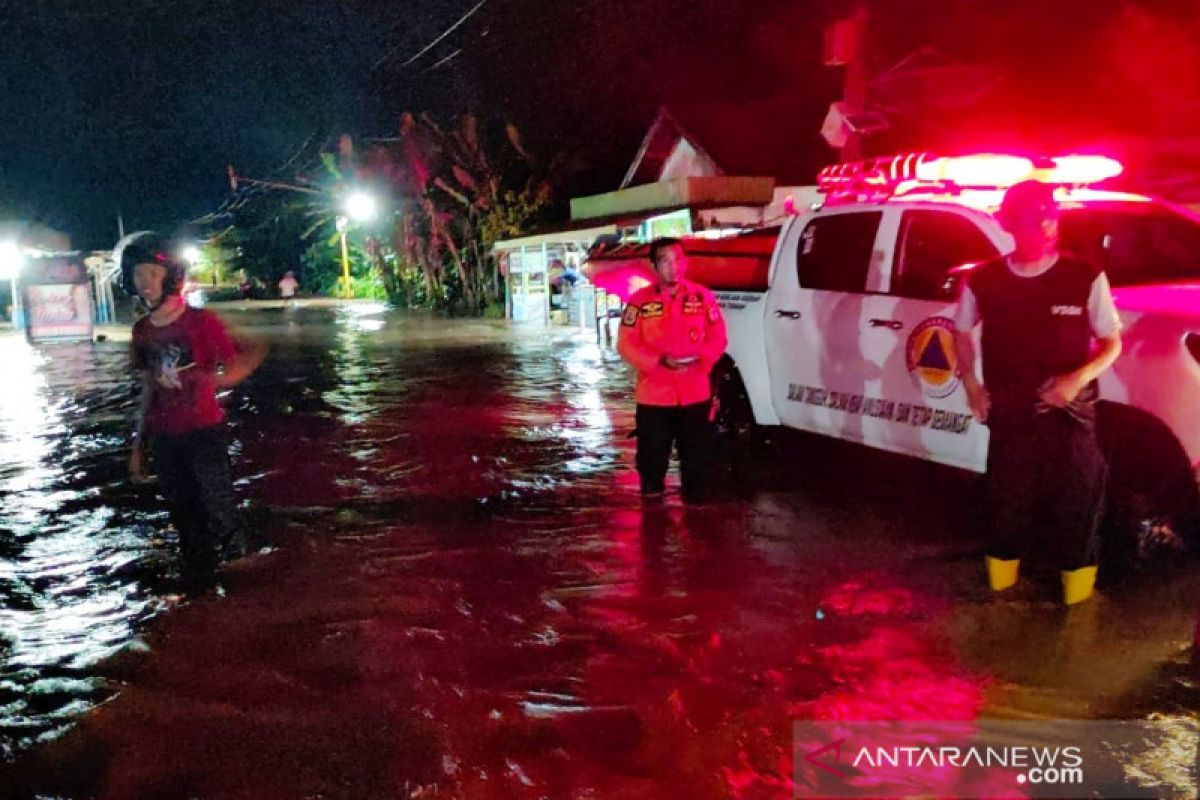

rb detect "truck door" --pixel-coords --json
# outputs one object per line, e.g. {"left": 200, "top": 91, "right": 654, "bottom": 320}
{"left": 862, "top": 207, "right": 1000, "bottom": 471}
{"left": 764, "top": 209, "right": 885, "bottom": 436}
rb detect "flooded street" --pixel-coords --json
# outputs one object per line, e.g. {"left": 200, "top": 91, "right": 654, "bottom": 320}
{"left": 3, "top": 305, "right": 1199, "bottom": 799}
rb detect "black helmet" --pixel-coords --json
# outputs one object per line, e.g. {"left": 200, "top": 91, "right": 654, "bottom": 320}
{"left": 114, "top": 231, "right": 187, "bottom": 298}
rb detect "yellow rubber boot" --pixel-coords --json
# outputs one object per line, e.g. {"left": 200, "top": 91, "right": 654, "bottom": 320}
{"left": 986, "top": 557, "right": 1020, "bottom": 592}
{"left": 1061, "top": 566, "right": 1098, "bottom": 606}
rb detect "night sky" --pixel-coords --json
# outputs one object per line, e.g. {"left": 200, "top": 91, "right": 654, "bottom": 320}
{"left": 0, "top": 1, "right": 434, "bottom": 248}
{"left": 2, "top": 1, "right": 1198, "bottom": 250}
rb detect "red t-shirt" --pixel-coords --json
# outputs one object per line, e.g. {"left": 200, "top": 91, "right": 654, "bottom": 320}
{"left": 131, "top": 308, "right": 238, "bottom": 435}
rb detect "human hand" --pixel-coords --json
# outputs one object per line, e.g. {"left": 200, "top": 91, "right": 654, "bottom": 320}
{"left": 1037, "top": 373, "right": 1086, "bottom": 408}
{"left": 659, "top": 354, "right": 696, "bottom": 370}
{"left": 659, "top": 356, "right": 682, "bottom": 370}
{"left": 964, "top": 379, "right": 991, "bottom": 422}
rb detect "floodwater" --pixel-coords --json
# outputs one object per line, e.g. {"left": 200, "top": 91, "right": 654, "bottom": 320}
{"left": 2, "top": 304, "right": 1198, "bottom": 799}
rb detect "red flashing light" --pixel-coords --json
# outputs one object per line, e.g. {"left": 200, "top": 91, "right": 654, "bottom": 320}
{"left": 1046, "top": 155, "right": 1123, "bottom": 185}
{"left": 914, "top": 154, "right": 1034, "bottom": 187}
{"left": 818, "top": 152, "right": 1124, "bottom": 198}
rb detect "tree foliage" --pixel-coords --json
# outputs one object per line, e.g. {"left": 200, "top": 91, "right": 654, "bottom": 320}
{"left": 219, "top": 113, "right": 566, "bottom": 309}
{"left": 339, "top": 113, "right": 563, "bottom": 312}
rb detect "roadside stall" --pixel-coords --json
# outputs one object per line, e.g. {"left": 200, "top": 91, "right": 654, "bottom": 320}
{"left": 21, "top": 253, "right": 94, "bottom": 342}
{"left": 84, "top": 252, "right": 118, "bottom": 325}
{"left": 493, "top": 224, "right": 617, "bottom": 327}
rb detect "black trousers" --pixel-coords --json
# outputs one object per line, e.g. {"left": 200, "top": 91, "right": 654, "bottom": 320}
{"left": 151, "top": 425, "right": 245, "bottom": 592}
{"left": 986, "top": 407, "right": 1106, "bottom": 571}
{"left": 635, "top": 402, "right": 715, "bottom": 498}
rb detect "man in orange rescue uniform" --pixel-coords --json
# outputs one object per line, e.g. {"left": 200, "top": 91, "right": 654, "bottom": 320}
{"left": 618, "top": 237, "right": 728, "bottom": 502}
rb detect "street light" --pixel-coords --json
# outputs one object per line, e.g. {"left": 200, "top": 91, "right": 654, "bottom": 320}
{"left": 345, "top": 191, "right": 378, "bottom": 224}
{"left": 176, "top": 245, "right": 208, "bottom": 306}
{"left": 337, "top": 190, "right": 379, "bottom": 300}
{"left": 0, "top": 241, "right": 20, "bottom": 281}
{"left": 0, "top": 241, "right": 23, "bottom": 328}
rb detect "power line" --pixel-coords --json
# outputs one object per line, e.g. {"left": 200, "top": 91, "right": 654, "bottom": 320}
{"left": 373, "top": 0, "right": 488, "bottom": 71}
{"left": 191, "top": 131, "right": 337, "bottom": 228}
{"left": 429, "top": 48, "right": 463, "bottom": 70}
{"left": 274, "top": 130, "right": 320, "bottom": 175}
{"left": 400, "top": 0, "right": 486, "bottom": 67}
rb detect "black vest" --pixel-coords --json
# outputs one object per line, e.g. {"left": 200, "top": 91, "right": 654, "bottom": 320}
{"left": 969, "top": 255, "right": 1100, "bottom": 413}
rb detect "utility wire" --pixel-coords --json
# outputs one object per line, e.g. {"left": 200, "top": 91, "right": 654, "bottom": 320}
{"left": 373, "top": 0, "right": 487, "bottom": 71}
{"left": 429, "top": 48, "right": 463, "bottom": 70}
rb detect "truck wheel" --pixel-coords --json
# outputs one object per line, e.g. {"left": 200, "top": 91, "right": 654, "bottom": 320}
{"left": 712, "top": 362, "right": 761, "bottom": 481}
{"left": 1098, "top": 403, "right": 1199, "bottom": 579}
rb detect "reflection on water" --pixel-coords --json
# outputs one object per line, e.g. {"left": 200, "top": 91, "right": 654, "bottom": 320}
{"left": 0, "top": 337, "right": 164, "bottom": 760}
{"left": 3, "top": 307, "right": 1198, "bottom": 798}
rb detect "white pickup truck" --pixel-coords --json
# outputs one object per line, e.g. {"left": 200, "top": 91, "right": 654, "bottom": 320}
{"left": 692, "top": 153, "right": 1200, "bottom": 558}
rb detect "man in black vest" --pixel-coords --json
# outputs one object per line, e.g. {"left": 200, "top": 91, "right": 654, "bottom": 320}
{"left": 953, "top": 180, "right": 1123, "bottom": 605}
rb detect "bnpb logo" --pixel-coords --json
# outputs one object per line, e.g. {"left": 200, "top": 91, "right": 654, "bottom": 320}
{"left": 905, "top": 317, "right": 960, "bottom": 399}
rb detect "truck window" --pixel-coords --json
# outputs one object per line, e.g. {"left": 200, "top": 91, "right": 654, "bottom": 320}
{"left": 894, "top": 210, "right": 998, "bottom": 300}
{"left": 795, "top": 211, "right": 882, "bottom": 292}
{"left": 1058, "top": 203, "right": 1200, "bottom": 287}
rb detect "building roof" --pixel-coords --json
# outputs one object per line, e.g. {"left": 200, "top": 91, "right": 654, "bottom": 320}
{"left": 622, "top": 99, "right": 831, "bottom": 188}
{"left": 492, "top": 221, "right": 619, "bottom": 251}
{"left": 571, "top": 177, "right": 776, "bottom": 221}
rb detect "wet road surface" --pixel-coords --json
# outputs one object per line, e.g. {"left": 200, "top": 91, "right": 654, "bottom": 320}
{"left": 2, "top": 304, "right": 1198, "bottom": 798}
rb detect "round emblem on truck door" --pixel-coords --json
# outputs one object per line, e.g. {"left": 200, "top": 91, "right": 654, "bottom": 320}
{"left": 905, "top": 316, "right": 960, "bottom": 399}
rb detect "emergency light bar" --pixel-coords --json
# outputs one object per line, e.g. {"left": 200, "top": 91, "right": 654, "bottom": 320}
{"left": 817, "top": 153, "right": 1124, "bottom": 195}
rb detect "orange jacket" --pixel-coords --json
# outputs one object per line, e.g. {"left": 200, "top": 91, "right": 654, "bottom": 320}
{"left": 617, "top": 279, "right": 728, "bottom": 407}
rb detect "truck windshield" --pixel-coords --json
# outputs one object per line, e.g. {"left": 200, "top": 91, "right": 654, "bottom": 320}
{"left": 1058, "top": 202, "right": 1200, "bottom": 287}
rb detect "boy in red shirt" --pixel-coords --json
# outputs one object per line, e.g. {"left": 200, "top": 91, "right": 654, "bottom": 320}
{"left": 118, "top": 232, "right": 266, "bottom": 595}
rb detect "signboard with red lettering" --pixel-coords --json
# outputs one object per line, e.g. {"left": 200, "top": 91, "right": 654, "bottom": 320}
{"left": 22, "top": 255, "right": 93, "bottom": 341}
{"left": 25, "top": 284, "right": 93, "bottom": 340}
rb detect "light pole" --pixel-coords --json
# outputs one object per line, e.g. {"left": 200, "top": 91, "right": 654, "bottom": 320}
{"left": 0, "top": 241, "right": 24, "bottom": 329}
{"left": 337, "top": 216, "right": 351, "bottom": 299}
{"left": 224, "top": 167, "right": 381, "bottom": 301}
{"left": 338, "top": 191, "right": 378, "bottom": 300}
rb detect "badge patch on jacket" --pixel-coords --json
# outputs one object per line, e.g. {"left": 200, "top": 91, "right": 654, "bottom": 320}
{"left": 640, "top": 301, "right": 665, "bottom": 318}
{"left": 683, "top": 294, "right": 702, "bottom": 314}
{"left": 707, "top": 306, "right": 720, "bottom": 324}
{"left": 621, "top": 304, "right": 639, "bottom": 326}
